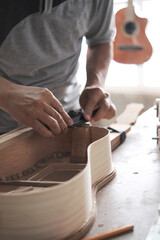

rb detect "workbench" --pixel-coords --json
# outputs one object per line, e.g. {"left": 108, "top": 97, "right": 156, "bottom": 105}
{"left": 83, "top": 106, "right": 160, "bottom": 240}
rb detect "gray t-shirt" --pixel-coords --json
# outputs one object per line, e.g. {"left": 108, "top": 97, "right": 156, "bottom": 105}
{"left": 0, "top": 0, "right": 115, "bottom": 133}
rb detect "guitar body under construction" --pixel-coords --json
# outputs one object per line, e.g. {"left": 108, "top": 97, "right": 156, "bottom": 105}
{"left": 0, "top": 103, "right": 144, "bottom": 240}
{"left": 114, "top": 7, "right": 152, "bottom": 64}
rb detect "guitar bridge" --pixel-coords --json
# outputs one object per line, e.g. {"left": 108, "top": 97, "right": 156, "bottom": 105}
{"left": 119, "top": 45, "right": 143, "bottom": 51}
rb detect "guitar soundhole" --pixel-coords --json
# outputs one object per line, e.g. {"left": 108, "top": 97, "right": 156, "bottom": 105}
{"left": 125, "top": 21, "right": 136, "bottom": 34}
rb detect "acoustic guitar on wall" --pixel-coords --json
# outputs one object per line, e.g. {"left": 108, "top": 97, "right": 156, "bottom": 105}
{"left": 113, "top": 0, "right": 152, "bottom": 64}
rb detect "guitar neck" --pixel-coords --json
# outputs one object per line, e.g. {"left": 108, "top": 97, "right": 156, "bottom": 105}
{"left": 126, "top": 0, "right": 135, "bottom": 21}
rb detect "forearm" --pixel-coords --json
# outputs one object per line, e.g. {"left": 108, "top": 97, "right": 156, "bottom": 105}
{"left": 0, "top": 76, "right": 15, "bottom": 111}
{"left": 86, "top": 41, "right": 113, "bottom": 88}
{"left": 80, "top": 41, "right": 116, "bottom": 122}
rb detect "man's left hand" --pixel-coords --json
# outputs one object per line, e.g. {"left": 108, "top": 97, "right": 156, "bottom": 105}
{"left": 79, "top": 86, "right": 116, "bottom": 123}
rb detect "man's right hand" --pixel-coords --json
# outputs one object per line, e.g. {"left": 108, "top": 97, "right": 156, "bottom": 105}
{"left": 0, "top": 77, "right": 73, "bottom": 137}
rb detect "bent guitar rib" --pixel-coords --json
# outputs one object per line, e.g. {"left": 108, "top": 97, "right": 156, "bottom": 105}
{"left": 0, "top": 103, "right": 144, "bottom": 240}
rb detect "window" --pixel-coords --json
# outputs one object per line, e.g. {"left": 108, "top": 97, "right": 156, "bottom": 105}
{"left": 79, "top": 0, "right": 160, "bottom": 95}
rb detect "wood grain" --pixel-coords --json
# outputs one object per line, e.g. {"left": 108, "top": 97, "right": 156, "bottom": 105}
{"left": 0, "top": 103, "right": 144, "bottom": 240}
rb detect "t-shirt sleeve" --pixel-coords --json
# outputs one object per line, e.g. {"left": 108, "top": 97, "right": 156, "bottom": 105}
{"left": 85, "top": 0, "right": 115, "bottom": 46}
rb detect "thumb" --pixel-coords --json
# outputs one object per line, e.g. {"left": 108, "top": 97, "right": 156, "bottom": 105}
{"left": 83, "top": 101, "right": 95, "bottom": 121}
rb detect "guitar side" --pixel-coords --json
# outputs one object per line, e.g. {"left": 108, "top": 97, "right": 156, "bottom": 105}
{"left": 113, "top": 8, "right": 152, "bottom": 64}
{"left": 0, "top": 104, "right": 144, "bottom": 240}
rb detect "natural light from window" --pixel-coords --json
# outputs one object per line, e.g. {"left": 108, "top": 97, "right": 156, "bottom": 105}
{"left": 79, "top": 0, "right": 160, "bottom": 94}
{"left": 107, "top": 0, "right": 160, "bottom": 92}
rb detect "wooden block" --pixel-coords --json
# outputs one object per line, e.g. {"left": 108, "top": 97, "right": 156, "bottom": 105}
{"left": 70, "top": 127, "right": 91, "bottom": 163}
{"left": 116, "top": 103, "right": 144, "bottom": 125}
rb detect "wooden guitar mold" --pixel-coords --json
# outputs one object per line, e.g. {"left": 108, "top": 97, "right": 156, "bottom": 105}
{"left": 0, "top": 103, "right": 144, "bottom": 240}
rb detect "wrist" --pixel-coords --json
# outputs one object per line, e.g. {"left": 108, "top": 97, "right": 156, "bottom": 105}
{"left": 86, "top": 72, "right": 105, "bottom": 89}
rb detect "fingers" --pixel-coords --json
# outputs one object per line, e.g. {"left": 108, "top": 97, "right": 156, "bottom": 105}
{"left": 80, "top": 87, "right": 116, "bottom": 123}
{"left": 90, "top": 102, "right": 116, "bottom": 123}
{"left": 44, "top": 105, "right": 68, "bottom": 133}
{"left": 4, "top": 85, "right": 74, "bottom": 138}
{"left": 33, "top": 120, "right": 54, "bottom": 138}
{"left": 51, "top": 101, "right": 73, "bottom": 127}
{"left": 33, "top": 90, "right": 73, "bottom": 137}
{"left": 30, "top": 109, "right": 71, "bottom": 138}
{"left": 82, "top": 88, "right": 104, "bottom": 121}
{"left": 42, "top": 90, "right": 73, "bottom": 127}
{"left": 26, "top": 88, "right": 74, "bottom": 137}
{"left": 33, "top": 102, "right": 73, "bottom": 138}
{"left": 105, "top": 103, "right": 116, "bottom": 119}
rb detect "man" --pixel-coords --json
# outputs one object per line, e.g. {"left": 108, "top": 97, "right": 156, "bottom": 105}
{"left": 0, "top": 0, "right": 116, "bottom": 137}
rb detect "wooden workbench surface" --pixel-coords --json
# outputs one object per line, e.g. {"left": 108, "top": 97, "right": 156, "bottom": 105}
{"left": 83, "top": 106, "right": 160, "bottom": 240}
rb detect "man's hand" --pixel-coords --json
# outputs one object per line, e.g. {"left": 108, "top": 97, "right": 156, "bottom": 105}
{"left": 79, "top": 86, "right": 116, "bottom": 123}
{"left": 0, "top": 80, "right": 73, "bottom": 137}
